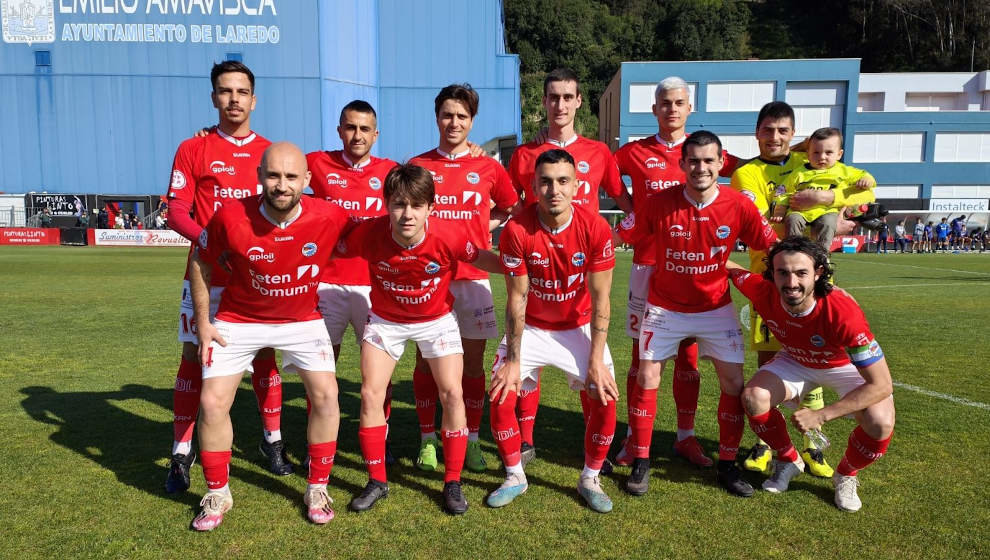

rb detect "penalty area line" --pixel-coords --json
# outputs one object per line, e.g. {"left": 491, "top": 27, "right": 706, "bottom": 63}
{"left": 829, "top": 257, "right": 990, "bottom": 277}
{"left": 843, "top": 281, "right": 990, "bottom": 290}
{"left": 893, "top": 382, "right": 990, "bottom": 411}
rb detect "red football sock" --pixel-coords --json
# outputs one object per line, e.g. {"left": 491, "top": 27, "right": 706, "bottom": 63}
{"left": 383, "top": 380, "right": 393, "bottom": 424}
{"left": 747, "top": 409, "right": 798, "bottom": 462}
{"left": 837, "top": 426, "right": 892, "bottom": 476}
{"left": 172, "top": 356, "right": 202, "bottom": 443}
{"left": 490, "top": 391, "right": 522, "bottom": 466}
{"left": 442, "top": 427, "right": 469, "bottom": 483}
{"left": 583, "top": 391, "right": 617, "bottom": 470}
{"left": 672, "top": 340, "right": 700, "bottom": 432}
{"left": 413, "top": 366, "right": 439, "bottom": 436}
{"left": 200, "top": 449, "right": 231, "bottom": 490}
{"left": 629, "top": 386, "right": 658, "bottom": 459}
{"left": 626, "top": 341, "right": 640, "bottom": 434}
{"left": 579, "top": 389, "right": 592, "bottom": 426}
{"left": 358, "top": 425, "right": 388, "bottom": 483}
{"left": 462, "top": 374, "right": 486, "bottom": 435}
{"left": 717, "top": 392, "right": 745, "bottom": 461}
{"left": 307, "top": 441, "right": 337, "bottom": 485}
{"left": 516, "top": 375, "right": 540, "bottom": 445}
{"left": 251, "top": 355, "right": 282, "bottom": 434}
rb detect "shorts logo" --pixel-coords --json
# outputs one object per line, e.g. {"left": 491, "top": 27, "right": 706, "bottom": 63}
{"left": 369, "top": 177, "right": 382, "bottom": 190}
{"left": 247, "top": 246, "right": 275, "bottom": 262}
{"left": 210, "top": 160, "right": 236, "bottom": 175}
{"left": 644, "top": 156, "right": 666, "bottom": 169}
{"left": 577, "top": 160, "right": 590, "bottom": 174}
{"left": 810, "top": 335, "right": 825, "bottom": 347}
{"left": 716, "top": 225, "right": 731, "bottom": 239}
{"left": 502, "top": 254, "right": 522, "bottom": 268}
{"left": 669, "top": 224, "right": 691, "bottom": 238}
{"left": 170, "top": 170, "right": 187, "bottom": 190}
{"left": 466, "top": 172, "right": 481, "bottom": 185}
{"left": 302, "top": 242, "right": 317, "bottom": 257}
{"left": 425, "top": 261, "right": 440, "bottom": 274}
{"left": 326, "top": 172, "right": 347, "bottom": 187}
{"left": 571, "top": 252, "right": 586, "bottom": 266}
{"left": 2, "top": 0, "right": 55, "bottom": 45}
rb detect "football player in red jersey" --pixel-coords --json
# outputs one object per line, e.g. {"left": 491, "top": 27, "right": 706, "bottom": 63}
{"left": 728, "top": 237, "right": 895, "bottom": 512}
{"left": 487, "top": 149, "right": 619, "bottom": 513}
{"left": 408, "top": 85, "right": 519, "bottom": 474}
{"left": 163, "top": 62, "right": 289, "bottom": 494}
{"left": 613, "top": 76, "right": 740, "bottom": 469}
{"left": 188, "top": 142, "right": 352, "bottom": 530}
{"left": 307, "top": 100, "right": 399, "bottom": 463}
{"left": 336, "top": 164, "right": 502, "bottom": 515}
{"left": 616, "top": 131, "right": 777, "bottom": 498}
{"left": 506, "top": 68, "right": 631, "bottom": 464}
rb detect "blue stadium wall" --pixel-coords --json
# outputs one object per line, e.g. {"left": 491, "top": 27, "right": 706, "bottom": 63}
{"left": 0, "top": 0, "right": 520, "bottom": 195}
{"left": 603, "top": 59, "right": 990, "bottom": 204}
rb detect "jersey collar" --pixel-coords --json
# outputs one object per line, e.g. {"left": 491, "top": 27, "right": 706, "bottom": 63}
{"left": 546, "top": 134, "right": 579, "bottom": 148}
{"left": 259, "top": 199, "right": 303, "bottom": 229}
{"left": 784, "top": 298, "right": 817, "bottom": 318}
{"left": 682, "top": 186, "right": 719, "bottom": 210}
{"left": 216, "top": 128, "right": 257, "bottom": 147}
{"left": 757, "top": 153, "right": 791, "bottom": 166}
{"left": 341, "top": 152, "right": 371, "bottom": 169}
{"left": 655, "top": 133, "right": 686, "bottom": 149}
{"left": 539, "top": 210, "right": 573, "bottom": 235}
{"left": 436, "top": 147, "right": 470, "bottom": 160}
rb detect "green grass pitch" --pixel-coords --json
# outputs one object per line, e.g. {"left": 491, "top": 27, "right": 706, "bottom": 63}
{"left": 1, "top": 246, "right": 988, "bottom": 558}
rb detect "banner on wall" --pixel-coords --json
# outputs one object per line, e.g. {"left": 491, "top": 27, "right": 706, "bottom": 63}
{"left": 0, "top": 227, "right": 61, "bottom": 245}
{"left": 88, "top": 228, "right": 190, "bottom": 247}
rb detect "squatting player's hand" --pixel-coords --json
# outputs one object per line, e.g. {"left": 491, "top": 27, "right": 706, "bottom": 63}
{"left": 197, "top": 323, "right": 227, "bottom": 366}
{"left": 489, "top": 359, "right": 521, "bottom": 405}
{"left": 467, "top": 141, "right": 487, "bottom": 158}
{"left": 586, "top": 361, "right": 619, "bottom": 405}
{"left": 193, "top": 125, "right": 215, "bottom": 138}
{"left": 790, "top": 407, "right": 826, "bottom": 433}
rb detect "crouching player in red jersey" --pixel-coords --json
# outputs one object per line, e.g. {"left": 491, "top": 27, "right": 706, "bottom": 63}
{"left": 487, "top": 149, "right": 619, "bottom": 513}
{"left": 336, "top": 164, "right": 503, "bottom": 515}
{"left": 728, "top": 237, "right": 895, "bottom": 512}
{"left": 187, "top": 143, "right": 352, "bottom": 530}
{"left": 615, "top": 131, "right": 777, "bottom": 498}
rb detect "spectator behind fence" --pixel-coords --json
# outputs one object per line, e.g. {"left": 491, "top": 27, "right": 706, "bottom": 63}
{"left": 40, "top": 207, "right": 54, "bottom": 228}
{"left": 875, "top": 217, "right": 889, "bottom": 254}
{"left": 893, "top": 220, "right": 907, "bottom": 253}
{"left": 911, "top": 219, "right": 924, "bottom": 253}
{"left": 77, "top": 211, "right": 89, "bottom": 228}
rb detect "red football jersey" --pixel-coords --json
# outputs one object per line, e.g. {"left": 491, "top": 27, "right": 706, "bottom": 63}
{"left": 198, "top": 197, "right": 350, "bottom": 324}
{"left": 499, "top": 205, "right": 615, "bottom": 330}
{"left": 617, "top": 185, "right": 777, "bottom": 313}
{"left": 335, "top": 216, "right": 480, "bottom": 324}
{"left": 307, "top": 150, "right": 397, "bottom": 286}
{"left": 166, "top": 129, "right": 270, "bottom": 286}
{"left": 409, "top": 149, "right": 518, "bottom": 281}
{"left": 730, "top": 271, "right": 884, "bottom": 369}
{"left": 615, "top": 134, "right": 739, "bottom": 266}
{"left": 508, "top": 135, "right": 625, "bottom": 213}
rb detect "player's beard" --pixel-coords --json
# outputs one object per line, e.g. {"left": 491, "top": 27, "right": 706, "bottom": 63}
{"left": 265, "top": 189, "right": 301, "bottom": 213}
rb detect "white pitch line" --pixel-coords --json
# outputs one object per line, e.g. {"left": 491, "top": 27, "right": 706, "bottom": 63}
{"left": 830, "top": 257, "right": 990, "bottom": 277}
{"left": 893, "top": 382, "right": 990, "bottom": 411}
{"left": 844, "top": 281, "right": 990, "bottom": 290}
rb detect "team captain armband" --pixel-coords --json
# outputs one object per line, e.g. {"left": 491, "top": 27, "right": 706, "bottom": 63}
{"left": 847, "top": 338, "right": 884, "bottom": 368}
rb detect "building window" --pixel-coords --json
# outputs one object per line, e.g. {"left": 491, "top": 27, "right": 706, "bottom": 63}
{"left": 852, "top": 132, "right": 925, "bottom": 163}
{"left": 905, "top": 92, "right": 963, "bottom": 111}
{"left": 628, "top": 82, "right": 697, "bottom": 113}
{"left": 857, "top": 92, "right": 885, "bottom": 112}
{"left": 718, "top": 135, "right": 760, "bottom": 160}
{"left": 874, "top": 185, "right": 921, "bottom": 199}
{"left": 930, "top": 185, "right": 990, "bottom": 198}
{"left": 34, "top": 50, "right": 51, "bottom": 67}
{"left": 706, "top": 81, "right": 775, "bottom": 112}
{"left": 933, "top": 133, "right": 990, "bottom": 162}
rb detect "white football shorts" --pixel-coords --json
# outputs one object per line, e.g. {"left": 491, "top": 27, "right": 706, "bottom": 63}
{"left": 202, "top": 319, "right": 335, "bottom": 379}
{"left": 625, "top": 263, "right": 654, "bottom": 338}
{"left": 317, "top": 282, "right": 372, "bottom": 345}
{"left": 177, "top": 279, "right": 223, "bottom": 344}
{"left": 362, "top": 311, "right": 464, "bottom": 362}
{"left": 639, "top": 302, "right": 744, "bottom": 364}
{"left": 492, "top": 323, "right": 615, "bottom": 392}
{"left": 450, "top": 279, "right": 498, "bottom": 339}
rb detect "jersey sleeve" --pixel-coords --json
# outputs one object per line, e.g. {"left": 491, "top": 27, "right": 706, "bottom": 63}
{"left": 720, "top": 150, "right": 740, "bottom": 177}
{"left": 729, "top": 268, "right": 771, "bottom": 302}
{"left": 615, "top": 197, "right": 656, "bottom": 245}
{"left": 491, "top": 162, "right": 520, "bottom": 210}
{"left": 198, "top": 206, "right": 231, "bottom": 265}
{"left": 738, "top": 196, "right": 778, "bottom": 251}
{"left": 498, "top": 220, "right": 528, "bottom": 276}
{"left": 832, "top": 294, "right": 885, "bottom": 368}
{"left": 166, "top": 138, "right": 199, "bottom": 203}
{"left": 334, "top": 218, "right": 373, "bottom": 259}
{"left": 589, "top": 215, "right": 616, "bottom": 272}
{"left": 731, "top": 166, "right": 770, "bottom": 216}
{"left": 507, "top": 150, "right": 528, "bottom": 200}
{"left": 599, "top": 149, "right": 626, "bottom": 199}
{"left": 614, "top": 143, "right": 633, "bottom": 177}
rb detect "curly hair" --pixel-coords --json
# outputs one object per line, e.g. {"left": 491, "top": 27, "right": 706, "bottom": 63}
{"left": 762, "top": 236, "right": 834, "bottom": 297}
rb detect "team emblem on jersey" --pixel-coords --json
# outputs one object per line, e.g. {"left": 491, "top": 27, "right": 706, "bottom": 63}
{"left": 171, "top": 170, "right": 187, "bottom": 190}
{"left": 210, "top": 160, "right": 236, "bottom": 176}
{"left": 716, "top": 225, "right": 731, "bottom": 239}
{"left": 571, "top": 252, "right": 586, "bottom": 266}
{"left": 810, "top": 334, "right": 825, "bottom": 347}
{"left": 466, "top": 172, "right": 481, "bottom": 185}
{"left": 425, "top": 261, "right": 440, "bottom": 274}
{"left": 502, "top": 254, "right": 522, "bottom": 268}
{"left": 1, "top": 0, "right": 55, "bottom": 45}
{"left": 198, "top": 230, "right": 208, "bottom": 249}
{"left": 577, "top": 160, "right": 590, "bottom": 173}
{"left": 302, "top": 242, "right": 317, "bottom": 257}
{"left": 619, "top": 213, "right": 635, "bottom": 231}
{"left": 369, "top": 177, "right": 382, "bottom": 190}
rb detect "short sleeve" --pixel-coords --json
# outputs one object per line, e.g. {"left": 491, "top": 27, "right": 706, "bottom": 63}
{"left": 498, "top": 220, "right": 527, "bottom": 276}
{"left": 599, "top": 149, "right": 626, "bottom": 198}
{"left": 491, "top": 162, "right": 520, "bottom": 210}
{"left": 166, "top": 139, "right": 199, "bottom": 203}
{"left": 588, "top": 215, "right": 616, "bottom": 272}
{"left": 738, "top": 197, "right": 778, "bottom": 251}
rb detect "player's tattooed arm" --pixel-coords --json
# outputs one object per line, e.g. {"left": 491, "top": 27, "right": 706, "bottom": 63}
{"left": 490, "top": 274, "right": 529, "bottom": 405}
{"left": 189, "top": 251, "right": 227, "bottom": 363}
{"left": 587, "top": 268, "right": 619, "bottom": 405}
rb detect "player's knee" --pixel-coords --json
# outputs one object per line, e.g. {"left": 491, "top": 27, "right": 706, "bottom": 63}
{"left": 741, "top": 386, "right": 771, "bottom": 415}
{"left": 438, "top": 386, "right": 464, "bottom": 408}
{"left": 359, "top": 387, "right": 385, "bottom": 411}
{"left": 199, "top": 391, "right": 229, "bottom": 420}
{"left": 863, "top": 403, "right": 896, "bottom": 439}
{"left": 636, "top": 367, "right": 661, "bottom": 388}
